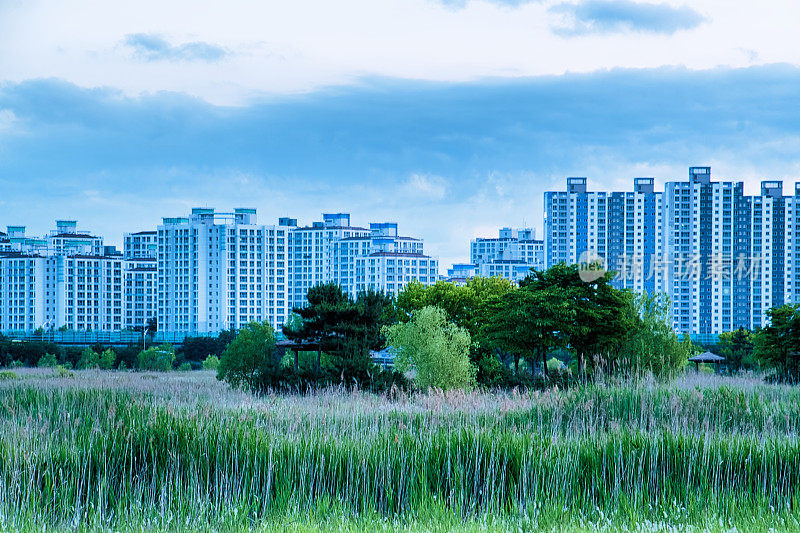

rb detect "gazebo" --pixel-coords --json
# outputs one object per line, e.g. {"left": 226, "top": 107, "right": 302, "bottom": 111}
{"left": 688, "top": 351, "right": 725, "bottom": 373}
{"left": 275, "top": 339, "right": 322, "bottom": 373}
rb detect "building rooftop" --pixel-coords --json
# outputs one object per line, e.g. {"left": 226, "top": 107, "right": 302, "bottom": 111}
{"left": 293, "top": 225, "right": 369, "bottom": 232}
{"left": 129, "top": 231, "right": 157, "bottom": 236}
{"left": 367, "top": 252, "right": 432, "bottom": 258}
{"left": 52, "top": 233, "right": 98, "bottom": 239}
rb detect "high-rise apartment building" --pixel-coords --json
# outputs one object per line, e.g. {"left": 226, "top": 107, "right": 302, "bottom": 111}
{"left": 157, "top": 208, "right": 294, "bottom": 333}
{"left": 121, "top": 231, "right": 157, "bottom": 330}
{"left": 469, "top": 227, "right": 544, "bottom": 282}
{"left": 545, "top": 177, "right": 663, "bottom": 293}
{"left": 544, "top": 167, "right": 800, "bottom": 334}
{"left": 0, "top": 210, "right": 429, "bottom": 335}
{"left": 0, "top": 222, "right": 122, "bottom": 332}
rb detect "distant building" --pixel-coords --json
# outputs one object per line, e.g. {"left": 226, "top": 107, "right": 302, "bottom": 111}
{"left": 0, "top": 221, "right": 121, "bottom": 332}
{"left": 469, "top": 227, "right": 544, "bottom": 282}
{"left": 446, "top": 263, "right": 477, "bottom": 284}
{"left": 157, "top": 208, "right": 294, "bottom": 333}
{"left": 543, "top": 166, "right": 800, "bottom": 334}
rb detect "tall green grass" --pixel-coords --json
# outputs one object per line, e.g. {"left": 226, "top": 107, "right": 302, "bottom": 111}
{"left": 2, "top": 371, "right": 800, "bottom": 530}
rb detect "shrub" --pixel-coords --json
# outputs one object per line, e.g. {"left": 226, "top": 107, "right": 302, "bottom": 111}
{"left": 0, "top": 370, "right": 17, "bottom": 380}
{"left": 98, "top": 349, "right": 116, "bottom": 370}
{"left": 178, "top": 362, "right": 192, "bottom": 372}
{"left": 202, "top": 355, "right": 220, "bottom": 371}
{"left": 218, "top": 321, "right": 276, "bottom": 390}
{"left": 10, "top": 360, "right": 24, "bottom": 368}
{"left": 76, "top": 348, "right": 99, "bottom": 370}
{"left": 37, "top": 353, "right": 59, "bottom": 368}
{"left": 383, "top": 306, "right": 475, "bottom": 391}
{"left": 137, "top": 344, "right": 176, "bottom": 371}
{"left": 55, "top": 365, "right": 74, "bottom": 378}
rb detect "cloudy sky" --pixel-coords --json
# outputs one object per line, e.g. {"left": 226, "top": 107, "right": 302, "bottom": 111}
{"left": 1, "top": 0, "right": 799, "bottom": 269}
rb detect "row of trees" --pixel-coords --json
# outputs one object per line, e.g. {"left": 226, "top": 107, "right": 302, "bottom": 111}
{"left": 385, "top": 264, "right": 691, "bottom": 389}
{"left": 0, "top": 329, "right": 235, "bottom": 371}
{"left": 216, "top": 264, "right": 694, "bottom": 393}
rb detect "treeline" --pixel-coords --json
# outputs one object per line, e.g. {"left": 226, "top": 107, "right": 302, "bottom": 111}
{"left": 215, "top": 264, "right": 693, "bottom": 394}
{"left": 0, "top": 330, "right": 236, "bottom": 371}
{"left": 18, "top": 261, "right": 800, "bottom": 391}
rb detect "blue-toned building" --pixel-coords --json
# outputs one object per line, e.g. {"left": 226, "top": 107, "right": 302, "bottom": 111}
{"left": 545, "top": 176, "right": 663, "bottom": 294}
{"left": 544, "top": 166, "right": 793, "bottom": 334}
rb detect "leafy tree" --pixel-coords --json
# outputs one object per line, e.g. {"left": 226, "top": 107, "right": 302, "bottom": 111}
{"left": 396, "top": 277, "right": 516, "bottom": 386}
{"left": 137, "top": 344, "right": 175, "bottom": 371}
{"left": 218, "top": 321, "right": 277, "bottom": 390}
{"left": 482, "top": 284, "right": 572, "bottom": 376}
{"left": 202, "top": 355, "right": 220, "bottom": 371}
{"left": 98, "top": 349, "right": 116, "bottom": 370}
{"left": 396, "top": 277, "right": 514, "bottom": 340}
{"left": 718, "top": 327, "right": 755, "bottom": 372}
{"left": 37, "top": 353, "right": 58, "bottom": 368}
{"left": 76, "top": 348, "right": 99, "bottom": 370}
{"left": 615, "top": 292, "right": 688, "bottom": 379}
{"left": 753, "top": 305, "right": 800, "bottom": 381}
{"left": 520, "top": 263, "right": 637, "bottom": 374}
{"left": 383, "top": 306, "right": 474, "bottom": 390}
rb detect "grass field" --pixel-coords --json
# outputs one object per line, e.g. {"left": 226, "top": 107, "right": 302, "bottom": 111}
{"left": 2, "top": 369, "right": 800, "bottom": 531}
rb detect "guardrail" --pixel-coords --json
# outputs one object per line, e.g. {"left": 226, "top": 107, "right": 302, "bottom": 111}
{"left": 1, "top": 330, "right": 216, "bottom": 346}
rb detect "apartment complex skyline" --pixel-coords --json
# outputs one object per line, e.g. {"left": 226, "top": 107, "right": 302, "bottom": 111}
{"left": 545, "top": 166, "right": 800, "bottom": 334}
{"left": 0, "top": 209, "right": 439, "bottom": 334}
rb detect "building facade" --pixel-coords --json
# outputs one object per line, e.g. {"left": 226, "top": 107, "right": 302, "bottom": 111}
{"left": 467, "top": 227, "right": 545, "bottom": 283}
{"left": 544, "top": 167, "right": 800, "bottom": 334}
{"left": 157, "top": 208, "right": 294, "bottom": 333}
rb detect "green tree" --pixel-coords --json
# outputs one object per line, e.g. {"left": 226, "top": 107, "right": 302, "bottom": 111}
{"left": 615, "top": 292, "right": 688, "bottom": 379}
{"left": 753, "top": 305, "right": 800, "bottom": 381}
{"left": 396, "top": 277, "right": 515, "bottom": 340}
{"left": 383, "top": 306, "right": 474, "bottom": 390}
{"left": 76, "top": 348, "right": 99, "bottom": 370}
{"left": 202, "top": 355, "right": 220, "bottom": 371}
{"left": 482, "top": 284, "right": 572, "bottom": 376}
{"left": 718, "top": 327, "right": 755, "bottom": 372}
{"left": 98, "top": 349, "right": 116, "bottom": 370}
{"left": 283, "top": 284, "right": 395, "bottom": 384}
{"left": 137, "top": 344, "right": 175, "bottom": 371}
{"left": 37, "top": 353, "right": 58, "bottom": 368}
{"left": 218, "top": 321, "right": 277, "bottom": 390}
{"left": 520, "top": 263, "right": 637, "bottom": 374}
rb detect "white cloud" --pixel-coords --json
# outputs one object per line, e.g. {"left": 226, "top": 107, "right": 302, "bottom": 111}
{"left": 0, "top": 109, "right": 16, "bottom": 131}
{"left": 402, "top": 173, "right": 448, "bottom": 200}
{"left": 0, "top": 0, "right": 799, "bottom": 104}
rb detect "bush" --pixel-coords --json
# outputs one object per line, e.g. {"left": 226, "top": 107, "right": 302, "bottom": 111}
{"left": 55, "top": 365, "right": 74, "bottom": 378}
{"left": 178, "top": 362, "right": 192, "bottom": 372}
{"left": 76, "top": 348, "right": 99, "bottom": 370}
{"left": 0, "top": 370, "right": 18, "bottom": 380}
{"left": 476, "top": 353, "right": 509, "bottom": 388}
{"left": 10, "top": 360, "right": 24, "bottom": 368}
{"left": 137, "top": 344, "right": 176, "bottom": 371}
{"left": 202, "top": 355, "right": 220, "bottom": 371}
{"left": 98, "top": 349, "right": 116, "bottom": 370}
{"left": 218, "top": 321, "right": 276, "bottom": 390}
{"left": 37, "top": 353, "right": 59, "bottom": 368}
{"left": 383, "top": 306, "right": 475, "bottom": 391}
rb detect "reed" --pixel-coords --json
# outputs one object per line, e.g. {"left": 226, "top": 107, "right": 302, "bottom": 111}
{"left": 1, "top": 369, "right": 800, "bottom": 531}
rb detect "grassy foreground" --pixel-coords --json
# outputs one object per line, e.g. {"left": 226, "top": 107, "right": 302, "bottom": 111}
{"left": 2, "top": 370, "right": 800, "bottom": 531}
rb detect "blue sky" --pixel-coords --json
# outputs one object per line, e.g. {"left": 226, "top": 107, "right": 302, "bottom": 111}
{"left": 1, "top": 0, "right": 799, "bottom": 268}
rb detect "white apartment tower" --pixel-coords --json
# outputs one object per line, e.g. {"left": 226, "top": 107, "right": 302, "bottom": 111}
{"left": 470, "top": 227, "right": 545, "bottom": 282}
{"left": 158, "top": 208, "right": 294, "bottom": 333}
